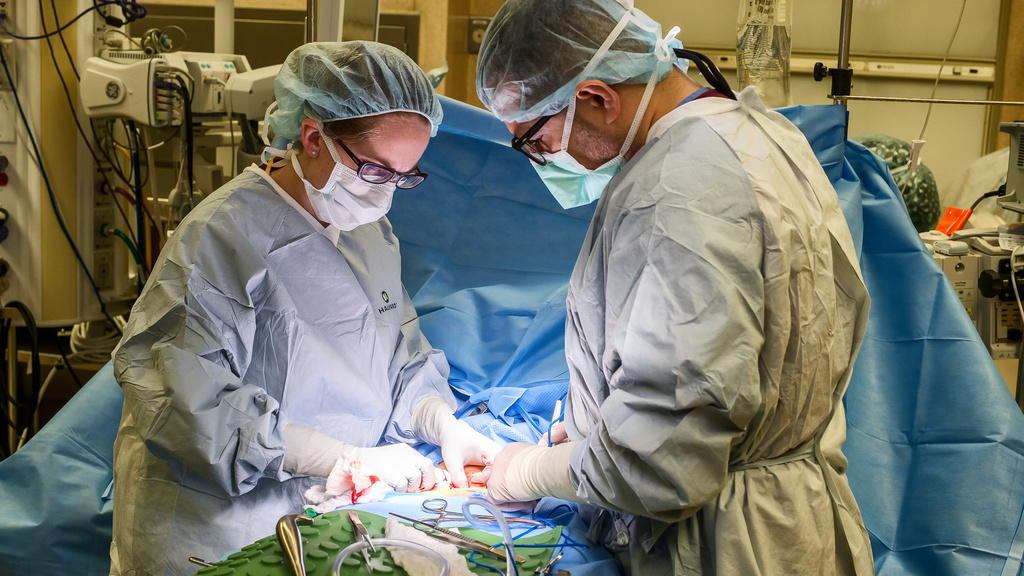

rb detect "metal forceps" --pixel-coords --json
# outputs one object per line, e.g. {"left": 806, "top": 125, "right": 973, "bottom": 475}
{"left": 349, "top": 510, "right": 375, "bottom": 573}
{"left": 420, "top": 497, "right": 544, "bottom": 527}
{"left": 536, "top": 551, "right": 570, "bottom": 575}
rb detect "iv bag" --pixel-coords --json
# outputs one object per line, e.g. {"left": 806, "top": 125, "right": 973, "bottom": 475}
{"left": 737, "top": 0, "right": 793, "bottom": 108}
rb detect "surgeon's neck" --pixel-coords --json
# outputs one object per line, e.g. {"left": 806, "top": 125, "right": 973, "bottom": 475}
{"left": 623, "top": 69, "right": 703, "bottom": 161}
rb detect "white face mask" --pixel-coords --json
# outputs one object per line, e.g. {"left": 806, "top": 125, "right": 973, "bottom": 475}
{"left": 291, "top": 124, "right": 397, "bottom": 231}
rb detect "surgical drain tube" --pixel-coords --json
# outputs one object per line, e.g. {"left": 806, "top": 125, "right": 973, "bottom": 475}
{"left": 462, "top": 496, "right": 518, "bottom": 576}
{"left": 331, "top": 538, "right": 450, "bottom": 576}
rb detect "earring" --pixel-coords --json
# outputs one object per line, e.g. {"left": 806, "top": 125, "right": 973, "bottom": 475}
{"left": 311, "top": 150, "right": 318, "bottom": 156}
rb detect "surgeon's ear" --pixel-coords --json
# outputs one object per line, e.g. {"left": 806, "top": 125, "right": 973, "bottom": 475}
{"left": 575, "top": 80, "right": 621, "bottom": 126}
{"left": 299, "top": 118, "right": 324, "bottom": 157}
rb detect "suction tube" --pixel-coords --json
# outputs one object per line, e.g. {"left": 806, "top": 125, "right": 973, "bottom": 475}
{"left": 331, "top": 538, "right": 451, "bottom": 576}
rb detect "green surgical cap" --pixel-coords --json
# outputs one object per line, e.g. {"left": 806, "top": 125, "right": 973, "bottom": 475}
{"left": 269, "top": 41, "right": 443, "bottom": 143}
{"left": 476, "top": 0, "right": 685, "bottom": 124}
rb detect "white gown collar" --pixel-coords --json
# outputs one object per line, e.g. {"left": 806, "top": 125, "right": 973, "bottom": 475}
{"left": 245, "top": 165, "right": 342, "bottom": 244}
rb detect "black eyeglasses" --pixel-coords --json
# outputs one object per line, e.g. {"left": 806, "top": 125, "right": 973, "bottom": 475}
{"left": 336, "top": 140, "right": 428, "bottom": 189}
{"left": 511, "top": 114, "right": 554, "bottom": 166}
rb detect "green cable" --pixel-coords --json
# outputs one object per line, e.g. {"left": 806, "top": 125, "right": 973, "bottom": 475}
{"left": 105, "top": 225, "right": 143, "bottom": 268}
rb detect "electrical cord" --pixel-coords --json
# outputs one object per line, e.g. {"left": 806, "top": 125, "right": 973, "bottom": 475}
{"left": 102, "top": 27, "right": 145, "bottom": 51}
{"left": 0, "top": 400, "right": 14, "bottom": 459}
{"left": 0, "top": 49, "right": 123, "bottom": 336}
{"left": 0, "top": 0, "right": 145, "bottom": 41}
{"left": 70, "top": 319, "right": 126, "bottom": 364}
{"left": 101, "top": 223, "right": 144, "bottom": 274}
{"left": 901, "top": 0, "right": 968, "bottom": 195}
{"left": 53, "top": 332, "right": 83, "bottom": 389}
{"left": 4, "top": 302, "right": 42, "bottom": 448}
{"left": 146, "top": 123, "right": 183, "bottom": 151}
{"left": 916, "top": 0, "right": 968, "bottom": 144}
{"left": 950, "top": 231, "right": 999, "bottom": 240}
{"left": 0, "top": 318, "right": 30, "bottom": 410}
{"left": 38, "top": 2, "right": 143, "bottom": 253}
{"left": 972, "top": 185, "right": 1008, "bottom": 211}
{"left": 121, "top": 119, "right": 151, "bottom": 189}
{"left": 92, "top": 0, "right": 144, "bottom": 28}
{"left": 112, "top": 121, "right": 163, "bottom": 242}
{"left": 98, "top": 121, "right": 135, "bottom": 185}
{"left": 49, "top": 0, "right": 78, "bottom": 79}
{"left": 128, "top": 120, "right": 147, "bottom": 287}
{"left": 31, "top": 365, "right": 58, "bottom": 434}
{"left": 140, "top": 25, "right": 188, "bottom": 55}
{"left": 7, "top": 302, "right": 42, "bottom": 411}
{"left": 178, "top": 79, "right": 196, "bottom": 202}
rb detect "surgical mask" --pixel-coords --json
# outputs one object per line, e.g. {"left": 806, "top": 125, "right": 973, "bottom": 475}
{"left": 532, "top": 14, "right": 681, "bottom": 210}
{"left": 291, "top": 125, "right": 397, "bottom": 231}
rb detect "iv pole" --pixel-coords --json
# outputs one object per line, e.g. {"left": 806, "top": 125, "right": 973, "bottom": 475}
{"left": 814, "top": 0, "right": 1024, "bottom": 108}
{"left": 813, "top": 0, "right": 855, "bottom": 105}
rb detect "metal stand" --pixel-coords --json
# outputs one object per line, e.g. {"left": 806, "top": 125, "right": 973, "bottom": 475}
{"left": 813, "top": 0, "right": 855, "bottom": 104}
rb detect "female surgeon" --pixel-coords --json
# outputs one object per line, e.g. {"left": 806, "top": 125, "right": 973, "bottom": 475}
{"left": 108, "top": 41, "right": 498, "bottom": 576}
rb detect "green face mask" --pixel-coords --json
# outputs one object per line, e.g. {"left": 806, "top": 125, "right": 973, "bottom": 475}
{"left": 533, "top": 61, "right": 660, "bottom": 210}
{"left": 533, "top": 149, "right": 625, "bottom": 210}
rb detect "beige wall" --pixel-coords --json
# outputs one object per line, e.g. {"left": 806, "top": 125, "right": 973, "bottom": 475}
{"left": 41, "top": 0, "right": 80, "bottom": 321}
{"left": 444, "top": 0, "right": 502, "bottom": 107}
{"left": 142, "top": 0, "right": 451, "bottom": 96}
{"left": 993, "top": 0, "right": 1024, "bottom": 150}
{"left": 379, "top": 0, "right": 449, "bottom": 96}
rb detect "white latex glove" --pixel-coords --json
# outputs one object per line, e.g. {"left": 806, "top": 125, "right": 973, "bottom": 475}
{"left": 283, "top": 425, "right": 436, "bottom": 492}
{"left": 351, "top": 443, "right": 437, "bottom": 493}
{"left": 412, "top": 397, "right": 501, "bottom": 488}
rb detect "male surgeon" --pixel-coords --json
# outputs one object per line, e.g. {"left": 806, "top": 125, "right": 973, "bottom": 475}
{"left": 474, "top": 1, "right": 875, "bottom": 575}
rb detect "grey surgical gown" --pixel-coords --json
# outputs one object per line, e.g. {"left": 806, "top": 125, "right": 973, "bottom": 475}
{"left": 109, "top": 167, "right": 455, "bottom": 576}
{"left": 563, "top": 87, "right": 874, "bottom": 576}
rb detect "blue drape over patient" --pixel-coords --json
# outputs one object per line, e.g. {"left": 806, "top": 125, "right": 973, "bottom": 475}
{"left": 1, "top": 97, "right": 1023, "bottom": 576}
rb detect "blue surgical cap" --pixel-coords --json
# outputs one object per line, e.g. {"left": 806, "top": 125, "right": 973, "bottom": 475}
{"left": 476, "top": 0, "right": 685, "bottom": 124}
{"left": 269, "top": 41, "right": 443, "bottom": 142}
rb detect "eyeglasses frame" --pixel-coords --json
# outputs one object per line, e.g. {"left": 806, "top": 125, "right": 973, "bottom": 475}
{"left": 334, "top": 139, "right": 429, "bottom": 189}
{"left": 510, "top": 114, "right": 554, "bottom": 166}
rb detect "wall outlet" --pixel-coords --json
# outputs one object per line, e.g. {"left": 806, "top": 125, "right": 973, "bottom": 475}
{"left": 94, "top": 249, "right": 113, "bottom": 289}
{"left": 0, "top": 0, "right": 10, "bottom": 19}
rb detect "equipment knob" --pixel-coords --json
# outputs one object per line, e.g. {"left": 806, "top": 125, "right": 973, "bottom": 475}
{"left": 979, "top": 269, "right": 1008, "bottom": 298}
{"left": 813, "top": 62, "right": 830, "bottom": 82}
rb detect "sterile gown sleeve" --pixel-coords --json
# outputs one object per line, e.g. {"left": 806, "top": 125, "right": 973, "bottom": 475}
{"left": 383, "top": 285, "right": 458, "bottom": 446}
{"left": 113, "top": 214, "right": 287, "bottom": 498}
{"left": 568, "top": 138, "right": 766, "bottom": 522}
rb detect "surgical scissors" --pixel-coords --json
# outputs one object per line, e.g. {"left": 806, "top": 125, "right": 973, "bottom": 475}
{"left": 420, "top": 497, "right": 544, "bottom": 527}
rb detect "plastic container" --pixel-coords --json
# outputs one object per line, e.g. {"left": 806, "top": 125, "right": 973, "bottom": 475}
{"left": 736, "top": 0, "right": 793, "bottom": 108}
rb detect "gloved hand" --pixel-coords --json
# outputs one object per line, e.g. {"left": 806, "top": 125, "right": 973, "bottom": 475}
{"left": 351, "top": 443, "right": 436, "bottom": 493}
{"left": 538, "top": 421, "right": 568, "bottom": 446}
{"left": 412, "top": 397, "right": 501, "bottom": 488}
{"left": 283, "top": 425, "right": 436, "bottom": 492}
{"left": 478, "top": 441, "right": 580, "bottom": 504}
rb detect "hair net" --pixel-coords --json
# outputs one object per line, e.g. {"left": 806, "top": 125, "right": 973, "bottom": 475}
{"left": 476, "top": 0, "right": 685, "bottom": 124}
{"left": 854, "top": 133, "right": 941, "bottom": 233}
{"left": 269, "top": 41, "right": 443, "bottom": 143}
